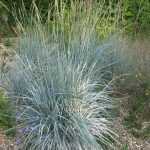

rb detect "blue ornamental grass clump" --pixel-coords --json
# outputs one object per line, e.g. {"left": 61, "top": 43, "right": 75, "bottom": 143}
{"left": 2, "top": 2, "right": 118, "bottom": 150}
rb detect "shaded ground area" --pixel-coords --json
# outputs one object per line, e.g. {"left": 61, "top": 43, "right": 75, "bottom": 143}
{"left": 115, "top": 97, "right": 150, "bottom": 150}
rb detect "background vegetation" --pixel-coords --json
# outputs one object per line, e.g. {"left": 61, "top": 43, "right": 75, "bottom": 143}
{"left": 0, "top": 0, "right": 150, "bottom": 38}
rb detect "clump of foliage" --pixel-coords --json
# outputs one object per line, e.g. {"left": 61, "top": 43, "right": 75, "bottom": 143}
{"left": 122, "top": 0, "right": 150, "bottom": 36}
{"left": 121, "top": 144, "right": 129, "bottom": 150}
{"left": 0, "top": 89, "right": 15, "bottom": 136}
{"left": 1, "top": 2, "right": 118, "bottom": 150}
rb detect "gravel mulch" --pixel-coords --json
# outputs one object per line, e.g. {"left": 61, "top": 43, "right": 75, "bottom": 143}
{"left": 0, "top": 130, "right": 16, "bottom": 150}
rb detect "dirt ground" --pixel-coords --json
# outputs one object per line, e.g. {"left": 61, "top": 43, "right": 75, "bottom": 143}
{"left": 115, "top": 98, "right": 150, "bottom": 150}
{"left": 0, "top": 130, "right": 16, "bottom": 150}
{"left": 115, "top": 117, "right": 150, "bottom": 150}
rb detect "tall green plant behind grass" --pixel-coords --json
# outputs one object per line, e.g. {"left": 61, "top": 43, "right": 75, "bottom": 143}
{"left": 1, "top": 0, "right": 150, "bottom": 38}
{"left": 0, "top": 0, "right": 123, "bottom": 39}
{"left": 1, "top": 1, "right": 118, "bottom": 150}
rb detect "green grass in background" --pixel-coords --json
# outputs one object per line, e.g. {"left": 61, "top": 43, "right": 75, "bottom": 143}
{"left": 0, "top": 0, "right": 150, "bottom": 38}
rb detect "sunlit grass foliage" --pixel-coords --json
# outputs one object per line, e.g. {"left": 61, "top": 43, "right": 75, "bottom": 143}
{"left": 1, "top": 1, "right": 118, "bottom": 150}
